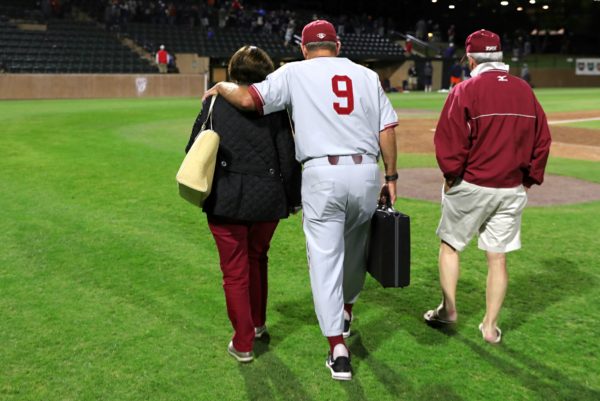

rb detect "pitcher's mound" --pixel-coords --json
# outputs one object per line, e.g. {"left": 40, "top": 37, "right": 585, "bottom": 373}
{"left": 394, "top": 168, "right": 600, "bottom": 206}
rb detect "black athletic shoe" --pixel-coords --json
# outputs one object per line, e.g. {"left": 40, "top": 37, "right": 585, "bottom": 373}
{"left": 325, "top": 352, "right": 352, "bottom": 381}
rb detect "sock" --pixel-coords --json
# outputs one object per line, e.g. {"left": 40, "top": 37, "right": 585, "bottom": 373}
{"left": 332, "top": 343, "right": 349, "bottom": 359}
{"left": 327, "top": 335, "right": 345, "bottom": 355}
{"left": 344, "top": 303, "right": 353, "bottom": 320}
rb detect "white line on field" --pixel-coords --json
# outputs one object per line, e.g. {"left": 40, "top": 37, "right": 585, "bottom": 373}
{"left": 548, "top": 117, "right": 600, "bottom": 125}
{"left": 552, "top": 142, "right": 600, "bottom": 150}
{"left": 424, "top": 117, "right": 600, "bottom": 129}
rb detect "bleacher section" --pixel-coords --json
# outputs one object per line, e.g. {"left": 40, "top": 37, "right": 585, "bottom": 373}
{"left": 125, "top": 23, "right": 300, "bottom": 60}
{"left": 0, "top": 19, "right": 156, "bottom": 73}
{"left": 340, "top": 33, "right": 405, "bottom": 59}
{"left": 0, "top": 0, "right": 404, "bottom": 75}
{"left": 0, "top": 0, "right": 43, "bottom": 22}
{"left": 124, "top": 23, "right": 404, "bottom": 61}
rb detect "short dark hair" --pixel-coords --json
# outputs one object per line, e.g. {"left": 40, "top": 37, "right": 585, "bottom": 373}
{"left": 228, "top": 46, "right": 274, "bottom": 85}
{"left": 305, "top": 41, "right": 337, "bottom": 53}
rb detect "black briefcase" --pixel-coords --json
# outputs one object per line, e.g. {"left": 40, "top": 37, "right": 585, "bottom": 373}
{"left": 367, "top": 189, "right": 411, "bottom": 288}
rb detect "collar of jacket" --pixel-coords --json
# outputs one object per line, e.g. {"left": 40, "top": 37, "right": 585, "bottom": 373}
{"left": 470, "top": 62, "right": 509, "bottom": 78}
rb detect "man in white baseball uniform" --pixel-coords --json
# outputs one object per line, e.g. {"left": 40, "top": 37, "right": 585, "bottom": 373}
{"left": 203, "top": 20, "right": 398, "bottom": 380}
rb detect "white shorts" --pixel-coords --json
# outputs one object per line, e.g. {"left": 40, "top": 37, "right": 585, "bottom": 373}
{"left": 436, "top": 179, "right": 528, "bottom": 253}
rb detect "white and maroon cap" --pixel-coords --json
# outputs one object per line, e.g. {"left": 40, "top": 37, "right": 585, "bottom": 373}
{"left": 301, "top": 20, "right": 338, "bottom": 45}
{"left": 465, "top": 29, "right": 501, "bottom": 53}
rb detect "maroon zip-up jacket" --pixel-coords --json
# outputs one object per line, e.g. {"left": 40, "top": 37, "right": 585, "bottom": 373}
{"left": 434, "top": 62, "right": 551, "bottom": 188}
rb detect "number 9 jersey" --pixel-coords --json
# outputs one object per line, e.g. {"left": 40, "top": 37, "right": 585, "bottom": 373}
{"left": 248, "top": 57, "right": 399, "bottom": 162}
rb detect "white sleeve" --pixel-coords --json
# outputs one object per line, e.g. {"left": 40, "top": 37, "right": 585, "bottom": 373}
{"left": 249, "top": 64, "right": 291, "bottom": 115}
{"left": 378, "top": 79, "right": 398, "bottom": 131}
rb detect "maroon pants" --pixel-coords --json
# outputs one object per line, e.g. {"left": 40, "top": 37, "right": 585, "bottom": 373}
{"left": 208, "top": 219, "right": 279, "bottom": 352}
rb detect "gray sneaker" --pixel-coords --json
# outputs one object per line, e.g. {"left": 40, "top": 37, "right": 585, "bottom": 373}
{"left": 228, "top": 341, "right": 254, "bottom": 363}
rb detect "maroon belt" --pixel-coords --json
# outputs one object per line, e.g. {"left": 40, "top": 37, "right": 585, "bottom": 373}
{"left": 302, "top": 154, "right": 375, "bottom": 167}
{"left": 327, "top": 154, "right": 363, "bottom": 165}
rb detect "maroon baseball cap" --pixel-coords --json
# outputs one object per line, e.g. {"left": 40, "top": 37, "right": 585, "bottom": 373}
{"left": 465, "top": 29, "right": 501, "bottom": 53}
{"left": 301, "top": 20, "right": 338, "bottom": 45}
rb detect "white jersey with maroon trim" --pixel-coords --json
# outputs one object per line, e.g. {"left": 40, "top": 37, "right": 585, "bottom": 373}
{"left": 249, "top": 57, "right": 398, "bottom": 162}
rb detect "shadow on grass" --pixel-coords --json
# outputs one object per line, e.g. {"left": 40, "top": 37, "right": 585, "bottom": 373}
{"left": 360, "top": 255, "right": 596, "bottom": 347}
{"left": 342, "top": 335, "right": 464, "bottom": 401}
{"left": 347, "top": 334, "right": 412, "bottom": 400}
{"left": 237, "top": 298, "right": 320, "bottom": 399}
{"left": 240, "top": 257, "right": 596, "bottom": 400}
{"left": 268, "top": 299, "right": 317, "bottom": 348}
{"left": 459, "top": 334, "right": 600, "bottom": 401}
{"left": 243, "top": 333, "right": 465, "bottom": 401}
{"left": 503, "top": 257, "right": 596, "bottom": 331}
{"left": 418, "top": 256, "right": 597, "bottom": 400}
{"left": 238, "top": 283, "right": 472, "bottom": 400}
{"left": 239, "top": 340, "right": 315, "bottom": 401}
{"left": 358, "top": 277, "right": 474, "bottom": 347}
{"left": 339, "top": 256, "right": 598, "bottom": 399}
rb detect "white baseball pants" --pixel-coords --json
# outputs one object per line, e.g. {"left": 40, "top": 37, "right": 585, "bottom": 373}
{"left": 301, "top": 155, "right": 380, "bottom": 336}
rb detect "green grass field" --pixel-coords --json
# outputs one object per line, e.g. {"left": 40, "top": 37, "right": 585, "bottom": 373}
{"left": 1, "top": 89, "right": 599, "bottom": 401}
{"left": 567, "top": 120, "right": 600, "bottom": 130}
{"left": 387, "top": 87, "right": 600, "bottom": 114}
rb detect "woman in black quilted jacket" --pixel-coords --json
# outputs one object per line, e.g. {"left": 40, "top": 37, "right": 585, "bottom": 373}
{"left": 185, "top": 46, "right": 301, "bottom": 363}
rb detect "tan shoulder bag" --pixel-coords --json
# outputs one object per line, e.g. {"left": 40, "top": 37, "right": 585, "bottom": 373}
{"left": 176, "top": 95, "right": 220, "bottom": 207}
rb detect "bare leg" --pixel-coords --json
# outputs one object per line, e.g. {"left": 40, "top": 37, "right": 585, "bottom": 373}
{"left": 437, "top": 241, "right": 459, "bottom": 321}
{"left": 482, "top": 251, "right": 507, "bottom": 341}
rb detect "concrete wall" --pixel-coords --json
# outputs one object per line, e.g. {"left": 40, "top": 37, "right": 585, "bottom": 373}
{"left": 175, "top": 54, "right": 209, "bottom": 75}
{"left": 375, "top": 60, "right": 444, "bottom": 91}
{"left": 211, "top": 67, "right": 227, "bottom": 83}
{"left": 516, "top": 68, "right": 600, "bottom": 88}
{"left": 2, "top": 67, "right": 598, "bottom": 101}
{"left": 431, "top": 60, "right": 443, "bottom": 91}
{"left": 378, "top": 63, "right": 600, "bottom": 91}
{"left": 388, "top": 63, "right": 411, "bottom": 90}
{"left": 0, "top": 73, "right": 207, "bottom": 100}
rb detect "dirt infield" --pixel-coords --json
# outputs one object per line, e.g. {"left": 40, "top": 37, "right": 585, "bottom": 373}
{"left": 395, "top": 110, "right": 600, "bottom": 205}
{"left": 394, "top": 168, "right": 600, "bottom": 206}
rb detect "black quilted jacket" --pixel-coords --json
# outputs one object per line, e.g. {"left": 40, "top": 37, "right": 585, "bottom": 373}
{"left": 185, "top": 95, "right": 301, "bottom": 222}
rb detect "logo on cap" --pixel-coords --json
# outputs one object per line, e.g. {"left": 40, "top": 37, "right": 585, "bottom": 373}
{"left": 465, "top": 29, "right": 501, "bottom": 54}
{"left": 301, "top": 19, "right": 337, "bottom": 45}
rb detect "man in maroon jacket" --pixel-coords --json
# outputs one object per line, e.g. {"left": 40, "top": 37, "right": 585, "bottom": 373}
{"left": 423, "top": 29, "right": 551, "bottom": 344}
